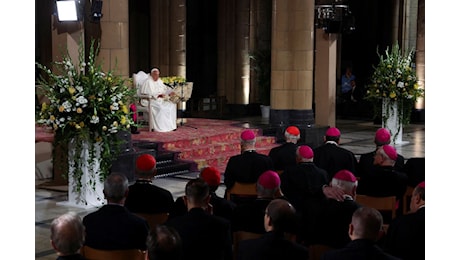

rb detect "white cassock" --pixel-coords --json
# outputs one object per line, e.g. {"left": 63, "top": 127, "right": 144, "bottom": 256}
{"left": 140, "top": 77, "right": 177, "bottom": 132}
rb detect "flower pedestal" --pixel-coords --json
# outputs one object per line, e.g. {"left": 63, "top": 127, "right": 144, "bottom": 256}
{"left": 57, "top": 140, "right": 106, "bottom": 209}
{"left": 382, "top": 99, "right": 408, "bottom": 145}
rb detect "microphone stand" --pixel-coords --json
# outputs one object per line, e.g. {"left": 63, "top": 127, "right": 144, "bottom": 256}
{"left": 177, "top": 83, "right": 197, "bottom": 129}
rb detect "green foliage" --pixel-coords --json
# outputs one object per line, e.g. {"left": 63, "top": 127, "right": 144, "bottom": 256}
{"left": 35, "top": 39, "right": 136, "bottom": 195}
{"left": 365, "top": 44, "right": 424, "bottom": 126}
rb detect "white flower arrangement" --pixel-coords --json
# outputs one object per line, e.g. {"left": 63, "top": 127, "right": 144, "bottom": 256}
{"left": 36, "top": 40, "right": 136, "bottom": 193}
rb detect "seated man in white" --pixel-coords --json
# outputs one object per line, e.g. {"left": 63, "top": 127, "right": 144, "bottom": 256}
{"left": 140, "top": 68, "right": 177, "bottom": 132}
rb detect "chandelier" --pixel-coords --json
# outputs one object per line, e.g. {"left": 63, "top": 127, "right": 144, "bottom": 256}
{"left": 315, "top": 0, "right": 355, "bottom": 34}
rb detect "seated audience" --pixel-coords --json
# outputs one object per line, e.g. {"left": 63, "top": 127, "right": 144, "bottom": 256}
{"left": 321, "top": 207, "right": 401, "bottom": 260}
{"left": 146, "top": 225, "right": 183, "bottom": 260}
{"left": 224, "top": 129, "right": 274, "bottom": 198}
{"left": 232, "top": 170, "right": 283, "bottom": 234}
{"left": 313, "top": 127, "right": 358, "bottom": 181}
{"left": 83, "top": 173, "right": 149, "bottom": 250}
{"left": 280, "top": 145, "right": 329, "bottom": 214}
{"left": 50, "top": 211, "right": 86, "bottom": 260}
{"left": 169, "top": 166, "right": 235, "bottom": 221}
{"left": 357, "top": 128, "right": 404, "bottom": 178}
{"left": 124, "top": 153, "right": 174, "bottom": 214}
{"left": 403, "top": 157, "right": 425, "bottom": 188}
{"left": 165, "top": 178, "right": 232, "bottom": 260}
{"left": 281, "top": 145, "right": 348, "bottom": 244}
{"left": 384, "top": 181, "right": 425, "bottom": 260}
{"left": 308, "top": 170, "right": 361, "bottom": 248}
{"left": 237, "top": 199, "right": 309, "bottom": 260}
{"left": 268, "top": 125, "right": 301, "bottom": 172}
{"left": 357, "top": 145, "right": 408, "bottom": 217}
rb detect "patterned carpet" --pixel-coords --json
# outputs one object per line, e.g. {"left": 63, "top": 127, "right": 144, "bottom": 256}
{"left": 35, "top": 118, "right": 279, "bottom": 173}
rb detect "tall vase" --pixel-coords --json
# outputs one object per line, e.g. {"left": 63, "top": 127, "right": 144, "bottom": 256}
{"left": 382, "top": 98, "right": 403, "bottom": 145}
{"left": 58, "top": 138, "right": 106, "bottom": 209}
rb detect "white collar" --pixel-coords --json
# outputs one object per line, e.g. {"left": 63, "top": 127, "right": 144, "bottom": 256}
{"left": 326, "top": 141, "right": 338, "bottom": 146}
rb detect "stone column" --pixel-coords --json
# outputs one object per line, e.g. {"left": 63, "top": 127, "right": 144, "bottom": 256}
{"left": 51, "top": 19, "right": 84, "bottom": 73}
{"left": 168, "top": 0, "right": 187, "bottom": 77}
{"left": 270, "top": 0, "right": 315, "bottom": 126}
{"left": 98, "top": 0, "right": 129, "bottom": 77}
{"left": 415, "top": 0, "right": 425, "bottom": 111}
{"left": 217, "top": 0, "right": 236, "bottom": 99}
{"left": 314, "top": 30, "right": 337, "bottom": 127}
{"left": 234, "top": 0, "right": 251, "bottom": 105}
{"left": 150, "top": 0, "right": 170, "bottom": 74}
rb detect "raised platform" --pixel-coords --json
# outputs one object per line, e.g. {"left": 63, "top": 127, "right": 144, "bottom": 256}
{"left": 35, "top": 118, "right": 279, "bottom": 177}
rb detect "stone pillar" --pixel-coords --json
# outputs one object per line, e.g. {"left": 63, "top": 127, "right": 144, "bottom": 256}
{"left": 415, "top": 0, "right": 425, "bottom": 111}
{"left": 150, "top": 0, "right": 170, "bottom": 74}
{"left": 51, "top": 18, "right": 84, "bottom": 73}
{"left": 314, "top": 30, "right": 337, "bottom": 127}
{"left": 270, "top": 0, "right": 315, "bottom": 126}
{"left": 98, "top": 0, "right": 129, "bottom": 77}
{"left": 234, "top": 0, "right": 251, "bottom": 105}
{"left": 168, "top": 0, "right": 187, "bottom": 77}
{"left": 217, "top": 0, "right": 236, "bottom": 99}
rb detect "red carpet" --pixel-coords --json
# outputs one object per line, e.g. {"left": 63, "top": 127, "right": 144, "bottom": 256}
{"left": 35, "top": 118, "right": 279, "bottom": 173}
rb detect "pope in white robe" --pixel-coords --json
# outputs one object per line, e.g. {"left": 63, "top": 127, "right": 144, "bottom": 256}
{"left": 140, "top": 68, "right": 177, "bottom": 132}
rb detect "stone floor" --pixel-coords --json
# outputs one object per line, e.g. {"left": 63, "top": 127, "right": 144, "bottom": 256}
{"left": 34, "top": 117, "right": 425, "bottom": 259}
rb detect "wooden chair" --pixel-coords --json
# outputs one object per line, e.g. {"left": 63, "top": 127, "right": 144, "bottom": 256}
{"left": 225, "top": 182, "right": 257, "bottom": 201}
{"left": 309, "top": 244, "right": 334, "bottom": 260}
{"left": 80, "top": 245, "right": 146, "bottom": 260}
{"left": 355, "top": 194, "right": 397, "bottom": 224}
{"left": 232, "top": 231, "right": 263, "bottom": 260}
{"left": 133, "top": 212, "right": 169, "bottom": 231}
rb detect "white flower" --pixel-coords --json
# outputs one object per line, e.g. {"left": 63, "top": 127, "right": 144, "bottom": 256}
{"left": 90, "top": 115, "right": 100, "bottom": 124}
{"left": 397, "top": 82, "right": 404, "bottom": 88}
{"left": 62, "top": 101, "right": 72, "bottom": 112}
{"left": 76, "top": 86, "right": 83, "bottom": 92}
{"left": 76, "top": 96, "right": 88, "bottom": 105}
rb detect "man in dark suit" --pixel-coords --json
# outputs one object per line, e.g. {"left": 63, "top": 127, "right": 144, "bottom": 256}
{"left": 268, "top": 125, "right": 301, "bottom": 173}
{"left": 384, "top": 181, "right": 425, "bottom": 260}
{"left": 280, "top": 145, "right": 329, "bottom": 214}
{"left": 83, "top": 173, "right": 149, "bottom": 250}
{"left": 357, "top": 145, "right": 408, "bottom": 218}
{"left": 124, "top": 154, "right": 175, "bottom": 214}
{"left": 357, "top": 128, "right": 405, "bottom": 178}
{"left": 165, "top": 178, "right": 233, "bottom": 260}
{"left": 308, "top": 170, "right": 361, "bottom": 248}
{"left": 224, "top": 129, "right": 274, "bottom": 192}
{"left": 313, "top": 127, "right": 358, "bottom": 181}
{"left": 169, "top": 166, "right": 235, "bottom": 221}
{"left": 232, "top": 170, "right": 282, "bottom": 234}
{"left": 322, "top": 207, "right": 401, "bottom": 260}
{"left": 237, "top": 199, "right": 309, "bottom": 260}
{"left": 281, "top": 145, "right": 346, "bottom": 245}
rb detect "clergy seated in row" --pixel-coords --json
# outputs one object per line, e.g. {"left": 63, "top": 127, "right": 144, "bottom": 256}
{"left": 140, "top": 68, "right": 177, "bottom": 132}
{"left": 169, "top": 166, "right": 235, "bottom": 222}
{"left": 231, "top": 170, "right": 285, "bottom": 235}
{"left": 124, "top": 153, "right": 175, "bottom": 214}
{"left": 224, "top": 129, "right": 274, "bottom": 205}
